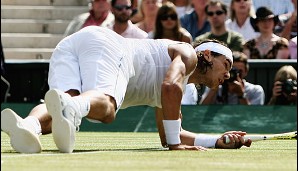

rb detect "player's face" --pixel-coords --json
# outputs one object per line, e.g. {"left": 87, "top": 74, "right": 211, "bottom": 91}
{"left": 206, "top": 55, "right": 231, "bottom": 89}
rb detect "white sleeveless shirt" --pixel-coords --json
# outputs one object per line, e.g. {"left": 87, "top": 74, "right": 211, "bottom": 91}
{"left": 121, "top": 38, "right": 191, "bottom": 108}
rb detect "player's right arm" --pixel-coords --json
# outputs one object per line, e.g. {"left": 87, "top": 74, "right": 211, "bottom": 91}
{"left": 155, "top": 107, "right": 207, "bottom": 151}
{"left": 158, "top": 43, "right": 203, "bottom": 150}
{"left": 158, "top": 43, "right": 251, "bottom": 150}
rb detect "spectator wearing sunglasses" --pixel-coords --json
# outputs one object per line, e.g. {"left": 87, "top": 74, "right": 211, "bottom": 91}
{"left": 64, "top": 0, "right": 115, "bottom": 37}
{"left": 108, "top": 0, "right": 148, "bottom": 38}
{"left": 148, "top": 1, "right": 197, "bottom": 105}
{"left": 200, "top": 51, "right": 265, "bottom": 105}
{"left": 148, "top": 1, "right": 192, "bottom": 43}
{"left": 193, "top": 0, "right": 245, "bottom": 52}
{"left": 225, "top": 0, "right": 260, "bottom": 41}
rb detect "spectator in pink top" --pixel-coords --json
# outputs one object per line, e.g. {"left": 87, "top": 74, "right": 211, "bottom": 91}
{"left": 64, "top": 0, "right": 115, "bottom": 37}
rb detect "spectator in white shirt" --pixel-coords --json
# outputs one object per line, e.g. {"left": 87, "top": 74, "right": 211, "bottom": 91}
{"left": 225, "top": 0, "right": 259, "bottom": 41}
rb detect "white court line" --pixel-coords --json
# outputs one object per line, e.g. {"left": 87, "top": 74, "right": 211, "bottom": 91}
{"left": 133, "top": 106, "right": 150, "bottom": 133}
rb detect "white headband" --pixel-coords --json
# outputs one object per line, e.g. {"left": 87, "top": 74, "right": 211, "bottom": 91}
{"left": 194, "top": 42, "right": 233, "bottom": 64}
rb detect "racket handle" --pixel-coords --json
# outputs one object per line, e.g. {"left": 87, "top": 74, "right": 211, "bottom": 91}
{"left": 224, "top": 135, "right": 249, "bottom": 144}
{"left": 224, "top": 135, "right": 265, "bottom": 144}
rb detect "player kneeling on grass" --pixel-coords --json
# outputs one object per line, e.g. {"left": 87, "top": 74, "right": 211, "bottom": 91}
{"left": 1, "top": 26, "right": 251, "bottom": 153}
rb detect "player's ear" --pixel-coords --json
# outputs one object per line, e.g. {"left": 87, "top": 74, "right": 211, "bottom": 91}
{"left": 203, "top": 50, "right": 212, "bottom": 62}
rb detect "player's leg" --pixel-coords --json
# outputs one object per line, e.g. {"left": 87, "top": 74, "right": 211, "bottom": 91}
{"left": 46, "top": 30, "right": 128, "bottom": 153}
{"left": 45, "top": 89, "right": 87, "bottom": 153}
{"left": 28, "top": 103, "right": 52, "bottom": 134}
{"left": 79, "top": 90, "right": 117, "bottom": 123}
{"left": 1, "top": 104, "right": 50, "bottom": 153}
{"left": 45, "top": 33, "right": 85, "bottom": 153}
{"left": 44, "top": 89, "right": 117, "bottom": 153}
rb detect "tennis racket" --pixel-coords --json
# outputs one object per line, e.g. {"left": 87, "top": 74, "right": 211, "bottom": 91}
{"left": 224, "top": 131, "right": 297, "bottom": 144}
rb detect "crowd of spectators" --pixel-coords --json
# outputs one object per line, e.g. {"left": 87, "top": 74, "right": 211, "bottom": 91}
{"left": 61, "top": 0, "right": 298, "bottom": 105}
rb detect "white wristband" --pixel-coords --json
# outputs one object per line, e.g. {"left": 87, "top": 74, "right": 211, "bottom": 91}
{"left": 194, "top": 134, "right": 220, "bottom": 148}
{"left": 162, "top": 119, "right": 181, "bottom": 145}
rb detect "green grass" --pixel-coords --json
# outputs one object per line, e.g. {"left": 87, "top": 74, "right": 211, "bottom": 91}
{"left": 1, "top": 132, "right": 297, "bottom": 171}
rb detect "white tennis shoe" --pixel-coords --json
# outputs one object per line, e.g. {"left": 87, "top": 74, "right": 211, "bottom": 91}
{"left": 45, "top": 89, "right": 82, "bottom": 153}
{"left": 1, "top": 109, "right": 42, "bottom": 153}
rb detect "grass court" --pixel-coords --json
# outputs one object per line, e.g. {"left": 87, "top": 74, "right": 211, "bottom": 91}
{"left": 1, "top": 132, "right": 297, "bottom": 171}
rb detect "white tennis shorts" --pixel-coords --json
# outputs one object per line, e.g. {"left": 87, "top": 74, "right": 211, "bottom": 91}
{"left": 48, "top": 27, "right": 133, "bottom": 108}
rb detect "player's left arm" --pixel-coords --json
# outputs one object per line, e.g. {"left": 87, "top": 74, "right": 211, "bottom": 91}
{"left": 155, "top": 107, "right": 168, "bottom": 148}
{"left": 155, "top": 107, "right": 207, "bottom": 151}
{"left": 155, "top": 107, "right": 197, "bottom": 148}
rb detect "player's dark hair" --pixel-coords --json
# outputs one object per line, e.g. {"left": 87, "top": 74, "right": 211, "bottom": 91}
{"left": 192, "top": 39, "right": 228, "bottom": 74}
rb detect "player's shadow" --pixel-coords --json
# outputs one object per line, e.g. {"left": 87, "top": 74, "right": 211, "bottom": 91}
{"left": 41, "top": 147, "right": 167, "bottom": 153}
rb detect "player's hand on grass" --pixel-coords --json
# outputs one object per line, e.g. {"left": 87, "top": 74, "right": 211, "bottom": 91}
{"left": 215, "top": 131, "right": 252, "bottom": 149}
{"left": 168, "top": 144, "right": 207, "bottom": 151}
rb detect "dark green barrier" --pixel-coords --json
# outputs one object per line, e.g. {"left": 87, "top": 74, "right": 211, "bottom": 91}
{"left": 1, "top": 103, "right": 296, "bottom": 134}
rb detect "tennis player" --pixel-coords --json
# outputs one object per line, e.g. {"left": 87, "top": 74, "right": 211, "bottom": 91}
{"left": 1, "top": 26, "right": 252, "bottom": 153}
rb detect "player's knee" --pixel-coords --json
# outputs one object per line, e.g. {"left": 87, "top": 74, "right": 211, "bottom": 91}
{"left": 87, "top": 94, "right": 116, "bottom": 123}
{"left": 87, "top": 106, "right": 116, "bottom": 124}
{"left": 101, "top": 112, "right": 116, "bottom": 123}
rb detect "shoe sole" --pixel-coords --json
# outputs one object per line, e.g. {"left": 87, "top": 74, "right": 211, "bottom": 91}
{"left": 45, "top": 89, "right": 75, "bottom": 153}
{"left": 1, "top": 109, "right": 42, "bottom": 153}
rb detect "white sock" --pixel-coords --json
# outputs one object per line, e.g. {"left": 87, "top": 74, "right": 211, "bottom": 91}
{"left": 23, "top": 116, "right": 42, "bottom": 135}
{"left": 72, "top": 96, "right": 90, "bottom": 118}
